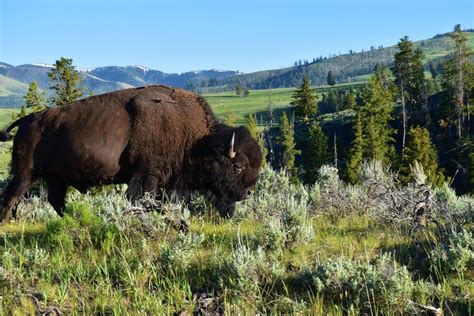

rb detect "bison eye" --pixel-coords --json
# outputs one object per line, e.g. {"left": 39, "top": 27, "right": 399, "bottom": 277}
{"left": 233, "top": 165, "right": 244, "bottom": 175}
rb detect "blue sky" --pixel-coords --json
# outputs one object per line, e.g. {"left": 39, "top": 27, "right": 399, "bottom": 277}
{"left": 1, "top": 0, "right": 473, "bottom": 73}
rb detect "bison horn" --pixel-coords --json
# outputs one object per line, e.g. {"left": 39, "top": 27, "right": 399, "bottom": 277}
{"left": 228, "top": 132, "right": 236, "bottom": 158}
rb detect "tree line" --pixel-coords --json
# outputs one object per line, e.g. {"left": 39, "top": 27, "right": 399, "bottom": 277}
{"left": 248, "top": 25, "right": 474, "bottom": 193}
{"left": 16, "top": 57, "right": 85, "bottom": 119}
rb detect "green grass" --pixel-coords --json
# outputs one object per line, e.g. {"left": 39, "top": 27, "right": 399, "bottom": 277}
{"left": 0, "top": 160, "right": 471, "bottom": 314}
{"left": 204, "top": 82, "right": 364, "bottom": 125}
{"left": 418, "top": 33, "right": 474, "bottom": 61}
{"left": 0, "top": 207, "right": 470, "bottom": 314}
{"left": 0, "top": 108, "right": 18, "bottom": 128}
{"left": 0, "top": 162, "right": 471, "bottom": 314}
{"left": 0, "top": 109, "right": 17, "bottom": 173}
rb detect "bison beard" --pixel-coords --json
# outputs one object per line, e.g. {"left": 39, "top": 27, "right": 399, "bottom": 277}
{"left": 0, "top": 85, "right": 262, "bottom": 223}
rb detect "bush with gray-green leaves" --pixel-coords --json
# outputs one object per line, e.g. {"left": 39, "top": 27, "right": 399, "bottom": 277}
{"left": 0, "top": 160, "right": 472, "bottom": 314}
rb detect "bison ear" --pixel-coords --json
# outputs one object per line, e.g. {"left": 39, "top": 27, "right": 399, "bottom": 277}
{"left": 227, "top": 132, "right": 237, "bottom": 159}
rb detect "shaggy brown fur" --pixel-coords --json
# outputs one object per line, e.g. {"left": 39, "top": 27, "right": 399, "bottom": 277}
{"left": 0, "top": 85, "right": 262, "bottom": 222}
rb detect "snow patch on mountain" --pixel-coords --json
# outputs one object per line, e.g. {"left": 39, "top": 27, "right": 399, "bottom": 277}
{"left": 32, "top": 63, "right": 54, "bottom": 68}
{"left": 129, "top": 65, "right": 150, "bottom": 72}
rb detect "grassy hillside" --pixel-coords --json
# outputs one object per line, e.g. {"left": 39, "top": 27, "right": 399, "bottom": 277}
{"left": 204, "top": 82, "right": 363, "bottom": 125}
{"left": 83, "top": 75, "right": 135, "bottom": 95}
{"left": 200, "top": 32, "right": 474, "bottom": 90}
{"left": 0, "top": 75, "right": 28, "bottom": 97}
{"left": 0, "top": 165, "right": 471, "bottom": 314}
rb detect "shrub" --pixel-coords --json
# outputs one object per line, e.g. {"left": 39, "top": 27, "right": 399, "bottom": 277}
{"left": 160, "top": 232, "right": 205, "bottom": 271}
{"left": 15, "top": 194, "right": 56, "bottom": 222}
{"left": 90, "top": 192, "right": 169, "bottom": 239}
{"left": 310, "top": 165, "right": 369, "bottom": 217}
{"left": 237, "top": 167, "right": 314, "bottom": 250}
{"left": 188, "top": 193, "right": 213, "bottom": 216}
{"left": 221, "top": 243, "right": 285, "bottom": 303}
{"left": 432, "top": 184, "right": 474, "bottom": 233}
{"left": 44, "top": 200, "right": 139, "bottom": 253}
{"left": 429, "top": 229, "right": 474, "bottom": 277}
{"left": 260, "top": 196, "right": 314, "bottom": 250}
{"left": 236, "top": 166, "right": 307, "bottom": 220}
{"left": 309, "top": 254, "right": 430, "bottom": 313}
{"left": 361, "top": 161, "right": 434, "bottom": 232}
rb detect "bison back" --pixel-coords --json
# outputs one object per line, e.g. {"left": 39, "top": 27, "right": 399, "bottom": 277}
{"left": 14, "top": 85, "right": 216, "bottom": 190}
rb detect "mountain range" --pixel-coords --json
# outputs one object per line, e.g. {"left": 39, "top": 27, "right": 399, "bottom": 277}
{"left": 0, "top": 30, "right": 473, "bottom": 107}
{"left": 0, "top": 63, "right": 237, "bottom": 106}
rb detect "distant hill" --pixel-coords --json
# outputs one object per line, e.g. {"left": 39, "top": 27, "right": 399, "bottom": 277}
{"left": 0, "top": 64, "right": 238, "bottom": 107}
{"left": 0, "top": 75, "right": 29, "bottom": 97}
{"left": 195, "top": 31, "right": 474, "bottom": 92}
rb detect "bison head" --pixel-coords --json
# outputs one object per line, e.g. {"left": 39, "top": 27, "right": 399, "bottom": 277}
{"left": 195, "top": 124, "right": 262, "bottom": 217}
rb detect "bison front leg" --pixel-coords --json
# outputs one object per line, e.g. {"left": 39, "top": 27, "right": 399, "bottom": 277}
{"left": 0, "top": 176, "right": 32, "bottom": 224}
{"left": 217, "top": 200, "right": 236, "bottom": 218}
{"left": 126, "top": 174, "right": 158, "bottom": 202}
{"left": 47, "top": 180, "right": 68, "bottom": 217}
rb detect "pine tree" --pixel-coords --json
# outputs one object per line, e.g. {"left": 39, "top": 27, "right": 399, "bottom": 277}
{"left": 346, "top": 112, "right": 364, "bottom": 183}
{"left": 429, "top": 62, "right": 438, "bottom": 80}
{"left": 343, "top": 90, "right": 357, "bottom": 109}
{"left": 247, "top": 113, "right": 268, "bottom": 167}
{"left": 290, "top": 76, "right": 317, "bottom": 121}
{"left": 223, "top": 111, "right": 238, "bottom": 126}
{"left": 305, "top": 121, "right": 329, "bottom": 183}
{"left": 25, "top": 81, "right": 46, "bottom": 110}
{"left": 442, "top": 24, "right": 474, "bottom": 139}
{"left": 235, "top": 83, "right": 243, "bottom": 96}
{"left": 469, "top": 142, "right": 474, "bottom": 193}
{"left": 48, "top": 57, "right": 84, "bottom": 106}
{"left": 16, "top": 81, "right": 47, "bottom": 119}
{"left": 13, "top": 107, "right": 27, "bottom": 121}
{"left": 278, "top": 112, "right": 300, "bottom": 181}
{"left": 243, "top": 88, "right": 250, "bottom": 97}
{"left": 412, "top": 47, "right": 429, "bottom": 124}
{"left": 257, "top": 132, "right": 268, "bottom": 167}
{"left": 401, "top": 127, "right": 444, "bottom": 185}
{"left": 327, "top": 70, "right": 336, "bottom": 86}
{"left": 346, "top": 72, "right": 395, "bottom": 182}
{"left": 362, "top": 73, "right": 395, "bottom": 162}
{"left": 392, "top": 36, "right": 427, "bottom": 149}
{"left": 427, "top": 62, "right": 441, "bottom": 94}
{"left": 246, "top": 113, "right": 258, "bottom": 140}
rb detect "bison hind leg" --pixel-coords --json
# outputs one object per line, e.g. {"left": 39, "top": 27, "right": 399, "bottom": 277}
{"left": 47, "top": 180, "right": 68, "bottom": 217}
{"left": 0, "top": 176, "right": 33, "bottom": 223}
{"left": 127, "top": 174, "right": 158, "bottom": 202}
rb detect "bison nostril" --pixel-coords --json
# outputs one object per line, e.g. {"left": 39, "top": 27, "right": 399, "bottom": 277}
{"left": 247, "top": 190, "right": 252, "bottom": 197}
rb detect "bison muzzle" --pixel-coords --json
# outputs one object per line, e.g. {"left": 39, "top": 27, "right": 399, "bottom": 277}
{"left": 0, "top": 85, "right": 262, "bottom": 223}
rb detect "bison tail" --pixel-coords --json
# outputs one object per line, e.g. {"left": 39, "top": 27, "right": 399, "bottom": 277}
{"left": 0, "top": 132, "right": 12, "bottom": 142}
{"left": 0, "top": 116, "right": 28, "bottom": 142}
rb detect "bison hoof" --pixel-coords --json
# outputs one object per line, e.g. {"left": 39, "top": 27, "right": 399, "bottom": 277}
{"left": 177, "top": 219, "right": 189, "bottom": 232}
{"left": 217, "top": 203, "right": 236, "bottom": 218}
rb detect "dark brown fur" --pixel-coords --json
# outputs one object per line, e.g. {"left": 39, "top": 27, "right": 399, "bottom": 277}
{"left": 0, "top": 85, "right": 262, "bottom": 222}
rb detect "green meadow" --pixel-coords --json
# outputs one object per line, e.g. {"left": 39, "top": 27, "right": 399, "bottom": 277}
{"left": 203, "top": 82, "right": 364, "bottom": 125}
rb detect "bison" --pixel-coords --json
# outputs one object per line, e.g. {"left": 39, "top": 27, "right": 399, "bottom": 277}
{"left": 0, "top": 85, "right": 262, "bottom": 223}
